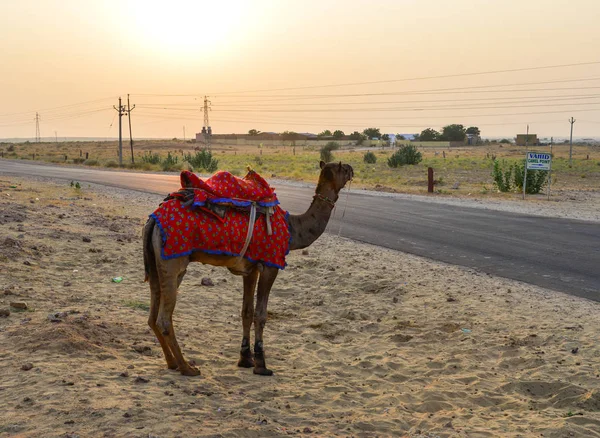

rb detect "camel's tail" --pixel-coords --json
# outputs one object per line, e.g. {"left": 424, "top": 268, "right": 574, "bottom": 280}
{"left": 143, "top": 217, "right": 156, "bottom": 282}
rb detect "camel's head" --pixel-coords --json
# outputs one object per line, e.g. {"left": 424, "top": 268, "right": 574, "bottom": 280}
{"left": 319, "top": 160, "right": 354, "bottom": 193}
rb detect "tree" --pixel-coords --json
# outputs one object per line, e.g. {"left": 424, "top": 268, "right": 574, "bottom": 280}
{"left": 349, "top": 131, "right": 366, "bottom": 145}
{"left": 248, "top": 129, "right": 261, "bottom": 136}
{"left": 332, "top": 130, "right": 344, "bottom": 139}
{"left": 413, "top": 133, "right": 420, "bottom": 141}
{"left": 318, "top": 130, "right": 332, "bottom": 137}
{"left": 440, "top": 124, "right": 466, "bottom": 142}
{"left": 396, "top": 134, "right": 405, "bottom": 140}
{"left": 382, "top": 134, "right": 390, "bottom": 146}
{"left": 466, "top": 126, "right": 480, "bottom": 136}
{"left": 363, "top": 127, "right": 381, "bottom": 139}
{"left": 281, "top": 131, "right": 299, "bottom": 141}
{"left": 419, "top": 128, "right": 440, "bottom": 141}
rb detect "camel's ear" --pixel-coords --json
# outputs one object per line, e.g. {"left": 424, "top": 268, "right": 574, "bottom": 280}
{"left": 319, "top": 160, "right": 326, "bottom": 169}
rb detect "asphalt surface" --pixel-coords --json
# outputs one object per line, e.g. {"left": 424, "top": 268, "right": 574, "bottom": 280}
{"left": 1, "top": 160, "right": 599, "bottom": 301}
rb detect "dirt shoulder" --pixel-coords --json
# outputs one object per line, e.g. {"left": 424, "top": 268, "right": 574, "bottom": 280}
{"left": 1, "top": 177, "right": 600, "bottom": 437}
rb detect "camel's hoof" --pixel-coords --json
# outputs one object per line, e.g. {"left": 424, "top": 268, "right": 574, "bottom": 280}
{"left": 167, "top": 362, "right": 178, "bottom": 370}
{"left": 180, "top": 366, "right": 201, "bottom": 377}
{"left": 253, "top": 367, "right": 273, "bottom": 376}
{"left": 237, "top": 356, "right": 254, "bottom": 368}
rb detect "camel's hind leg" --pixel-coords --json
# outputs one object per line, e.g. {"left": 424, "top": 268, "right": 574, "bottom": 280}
{"left": 155, "top": 257, "right": 200, "bottom": 376}
{"left": 148, "top": 270, "right": 177, "bottom": 369}
{"left": 144, "top": 220, "right": 177, "bottom": 370}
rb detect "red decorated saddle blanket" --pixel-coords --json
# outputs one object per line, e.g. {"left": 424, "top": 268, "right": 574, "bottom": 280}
{"left": 151, "top": 170, "right": 290, "bottom": 269}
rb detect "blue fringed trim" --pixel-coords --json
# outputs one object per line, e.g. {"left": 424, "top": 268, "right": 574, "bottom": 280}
{"left": 190, "top": 199, "right": 279, "bottom": 210}
{"left": 209, "top": 197, "right": 280, "bottom": 208}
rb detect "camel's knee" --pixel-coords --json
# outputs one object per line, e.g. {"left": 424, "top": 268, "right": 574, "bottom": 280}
{"left": 253, "top": 311, "right": 267, "bottom": 330}
{"left": 148, "top": 316, "right": 157, "bottom": 329}
{"left": 156, "top": 315, "right": 172, "bottom": 336}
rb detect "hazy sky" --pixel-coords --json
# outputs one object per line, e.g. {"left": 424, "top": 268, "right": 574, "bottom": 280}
{"left": 1, "top": 0, "right": 600, "bottom": 139}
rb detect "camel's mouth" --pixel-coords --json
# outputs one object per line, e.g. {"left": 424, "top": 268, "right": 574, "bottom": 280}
{"left": 343, "top": 164, "right": 354, "bottom": 182}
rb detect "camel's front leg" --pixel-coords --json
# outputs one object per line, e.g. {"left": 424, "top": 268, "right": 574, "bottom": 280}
{"left": 253, "top": 266, "right": 278, "bottom": 376}
{"left": 238, "top": 269, "right": 259, "bottom": 368}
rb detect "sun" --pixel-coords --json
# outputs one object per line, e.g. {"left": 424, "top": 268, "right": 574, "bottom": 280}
{"left": 126, "top": 0, "right": 247, "bottom": 57}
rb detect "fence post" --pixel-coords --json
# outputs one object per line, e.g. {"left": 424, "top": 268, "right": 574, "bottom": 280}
{"left": 428, "top": 167, "right": 434, "bottom": 193}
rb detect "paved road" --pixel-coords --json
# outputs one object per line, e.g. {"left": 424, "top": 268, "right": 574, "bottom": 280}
{"left": 1, "top": 160, "right": 598, "bottom": 300}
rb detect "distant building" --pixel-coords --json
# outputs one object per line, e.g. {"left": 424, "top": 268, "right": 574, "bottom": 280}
{"left": 515, "top": 134, "right": 538, "bottom": 146}
{"left": 466, "top": 133, "right": 481, "bottom": 145}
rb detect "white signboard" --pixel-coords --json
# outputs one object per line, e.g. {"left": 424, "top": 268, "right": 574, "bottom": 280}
{"left": 526, "top": 152, "right": 552, "bottom": 170}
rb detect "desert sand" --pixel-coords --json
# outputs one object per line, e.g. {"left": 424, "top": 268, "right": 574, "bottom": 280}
{"left": 1, "top": 176, "right": 600, "bottom": 438}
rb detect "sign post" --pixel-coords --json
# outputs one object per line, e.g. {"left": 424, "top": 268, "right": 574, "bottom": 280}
{"left": 524, "top": 151, "right": 552, "bottom": 200}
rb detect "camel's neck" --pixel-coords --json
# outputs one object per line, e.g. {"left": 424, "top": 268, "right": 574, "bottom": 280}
{"left": 287, "top": 183, "right": 339, "bottom": 251}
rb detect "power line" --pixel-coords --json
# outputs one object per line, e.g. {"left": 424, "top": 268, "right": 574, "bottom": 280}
{"left": 130, "top": 76, "right": 600, "bottom": 101}
{"left": 0, "top": 96, "right": 118, "bottom": 118}
{"left": 209, "top": 61, "right": 600, "bottom": 95}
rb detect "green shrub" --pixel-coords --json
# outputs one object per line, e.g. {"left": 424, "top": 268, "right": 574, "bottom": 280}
{"left": 492, "top": 159, "right": 548, "bottom": 194}
{"left": 387, "top": 144, "right": 422, "bottom": 167}
{"left": 7, "top": 144, "right": 15, "bottom": 152}
{"left": 492, "top": 159, "right": 512, "bottom": 192}
{"left": 141, "top": 151, "right": 161, "bottom": 164}
{"left": 363, "top": 151, "right": 377, "bottom": 164}
{"left": 320, "top": 141, "right": 340, "bottom": 163}
{"left": 183, "top": 149, "right": 219, "bottom": 173}
{"left": 106, "top": 160, "right": 119, "bottom": 168}
{"left": 161, "top": 152, "right": 179, "bottom": 171}
{"left": 84, "top": 159, "right": 99, "bottom": 166}
{"left": 511, "top": 160, "right": 548, "bottom": 194}
{"left": 72, "top": 158, "right": 85, "bottom": 164}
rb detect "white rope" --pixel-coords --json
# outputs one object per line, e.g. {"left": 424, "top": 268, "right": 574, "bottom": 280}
{"left": 337, "top": 180, "right": 351, "bottom": 237}
{"left": 239, "top": 202, "right": 257, "bottom": 258}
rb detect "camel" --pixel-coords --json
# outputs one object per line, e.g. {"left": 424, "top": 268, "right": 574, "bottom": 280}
{"left": 143, "top": 161, "right": 354, "bottom": 376}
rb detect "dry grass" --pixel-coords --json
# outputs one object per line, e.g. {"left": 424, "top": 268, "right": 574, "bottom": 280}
{"left": 1, "top": 140, "right": 598, "bottom": 197}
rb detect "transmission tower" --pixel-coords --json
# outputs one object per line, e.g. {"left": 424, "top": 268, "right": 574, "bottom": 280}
{"left": 34, "top": 112, "right": 41, "bottom": 142}
{"left": 202, "top": 96, "right": 212, "bottom": 149}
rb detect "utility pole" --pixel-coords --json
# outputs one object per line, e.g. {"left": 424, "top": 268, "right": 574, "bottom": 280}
{"left": 54, "top": 131, "right": 57, "bottom": 143}
{"left": 127, "top": 94, "right": 136, "bottom": 164}
{"left": 34, "top": 112, "right": 41, "bottom": 143}
{"left": 113, "top": 97, "right": 126, "bottom": 166}
{"left": 183, "top": 125, "right": 186, "bottom": 142}
{"left": 568, "top": 117, "right": 576, "bottom": 167}
{"left": 202, "top": 96, "right": 212, "bottom": 149}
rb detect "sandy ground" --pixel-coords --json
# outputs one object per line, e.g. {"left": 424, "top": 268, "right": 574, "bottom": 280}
{"left": 1, "top": 177, "right": 600, "bottom": 438}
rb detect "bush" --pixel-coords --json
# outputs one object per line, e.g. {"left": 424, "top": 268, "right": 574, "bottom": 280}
{"left": 183, "top": 149, "right": 218, "bottom": 173}
{"left": 387, "top": 144, "right": 422, "bottom": 167}
{"left": 7, "top": 144, "right": 15, "bottom": 152}
{"left": 499, "top": 139, "right": 511, "bottom": 144}
{"left": 161, "top": 152, "right": 179, "bottom": 171}
{"left": 492, "top": 159, "right": 548, "bottom": 194}
{"left": 492, "top": 159, "right": 512, "bottom": 192}
{"left": 363, "top": 151, "right": 377, "bottom": 164}
{"left": 512, "top": 160, "right": 548, "bottom": 194}
{"left": 84, "top": 159, "right": 99, "bottom": 166}
{"left": 141, "top": 151, "right": 161, "bottom": 164}
{"left": 72, "top": 158, "right": 85, "bottom": 164}
{"left": 320, "top": 141, "right": 340, "bottom": 163}
{"left": 106, "top": 160, "right": 119, "bottom": 168}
